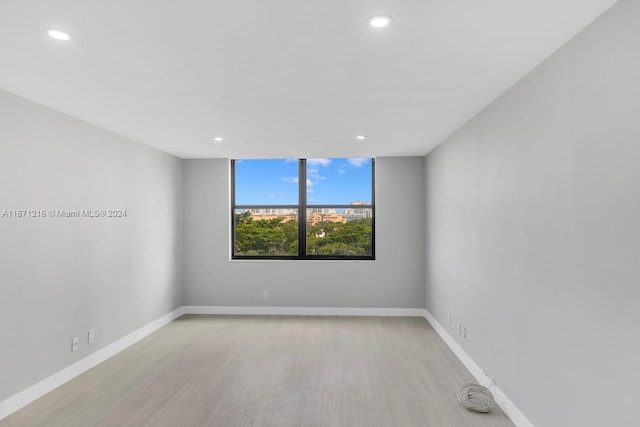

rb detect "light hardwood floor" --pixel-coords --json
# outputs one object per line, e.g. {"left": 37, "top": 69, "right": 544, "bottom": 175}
{"left": 1, "top": 315, "right": 514, "bottom": 427}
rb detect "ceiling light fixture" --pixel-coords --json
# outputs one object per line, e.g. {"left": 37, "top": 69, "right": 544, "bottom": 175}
{"left": 367, "top": 16, "right": 392, "bottom": 28}
{"left": 213, "top": 137, "right": 224, "bottom": 142}
{"left": 47, "top": 29, "right": 71, "bottom": 41}
{"left": 356, "top": 135, "right": 367, "bottom": 140}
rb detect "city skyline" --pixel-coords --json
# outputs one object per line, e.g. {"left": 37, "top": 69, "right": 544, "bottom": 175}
{"left": 238, "top": 201, "right": 373, "bottom": 225}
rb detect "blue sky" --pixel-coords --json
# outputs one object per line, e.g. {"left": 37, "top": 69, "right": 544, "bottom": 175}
{"left": 235, "top": 158, "right": 372, "bottom": 205}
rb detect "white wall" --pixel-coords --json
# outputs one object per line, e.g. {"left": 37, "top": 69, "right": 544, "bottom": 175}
{"left": 0, "top": 90, "right": 184, "bottom": 402}
{"left": 184, "top": 157, "right": 425, "bottom": 308}
{"left": 425, "top": 1, "right": 639, "bottom": 426}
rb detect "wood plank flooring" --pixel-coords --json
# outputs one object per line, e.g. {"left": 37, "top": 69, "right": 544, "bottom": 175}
{"left": 1, "top": 315, "right": 515, "bottom": 427}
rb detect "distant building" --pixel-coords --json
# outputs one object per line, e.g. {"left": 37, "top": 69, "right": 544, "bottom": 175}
{"left": 242, "top": 201, "right": 370, "bottom": 224}
{"left": 243, "top": 208, "right": 297, "bottom": 223}
{"left": 245, "top": 208, "right": 297, "bottom": 215}
{"left": 343, "top": 201, "right": 372, "bottom": 221}
{"left": 307, "top": 207, "right": 337, "bottom": 214}
{"left": 306, "top": 212, "right": 347, "bottom": 225}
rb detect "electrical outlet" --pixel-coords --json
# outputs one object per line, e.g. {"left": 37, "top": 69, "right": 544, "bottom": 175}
{"left": 457, "top": 323, "right": 462, "bottom": 336}
{"left": 448, "top": 313, "right": 452, "bottom": 325}
{"left": 481, "top": 372, "right": 496, "bottom": 388}
{"left": 263, "top": 291, "right": 269, "bottom": 301}
{"left": 71, "top": 337, "right": 79, "bottom": 352}
{"left": 463, "top": 327, "right": 467, "bottom": 339}
{"left": 88, "top": 329, "right": 95, "bottom": 344}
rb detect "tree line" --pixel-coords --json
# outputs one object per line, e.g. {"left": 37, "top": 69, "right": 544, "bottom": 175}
{"left": 234, "top": 211, "right": 372, "bottom": 256}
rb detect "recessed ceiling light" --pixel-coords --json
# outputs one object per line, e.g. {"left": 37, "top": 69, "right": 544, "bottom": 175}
{"left": 213, "top": 137, "right": 224, "bottom": 142}
{"left": 47, "top": 29, "right": 71, "bottom": 41}
{"left": 356, "top": 135, "right": 367, "bottom": 140}
{"left": 367, "top": 16, "right": 392, "bottom": 28}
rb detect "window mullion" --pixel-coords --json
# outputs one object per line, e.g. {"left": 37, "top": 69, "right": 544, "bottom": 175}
{"left": 299, "top": 159, "right": 307, "bottom": 257}
{"left": 231, "top": 160, "right": 237, "bottom": 257}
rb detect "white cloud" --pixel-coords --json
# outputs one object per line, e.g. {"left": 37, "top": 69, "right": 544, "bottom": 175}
{"left": 307, "top": 166, "right": 327, "bottom": 181}
{"left": 307, "top": 158, "right": 332, "bottom": 167}
{"left": 307, "top": 188, "right": 314, "bottom": 193}
{"left": 282, "top": 177, "right": 298, "bottom": 184}
{"left": 338, "top": 168, "right": 346, "bottom": 174}
{"left": 348, "top": 158, "right": 368, "bottom": 168}
{"left": 306, "top": 179, "right": 314, "bottom": 186}
{"left": 284, "top": 158, "right": 297, "bottom": 163}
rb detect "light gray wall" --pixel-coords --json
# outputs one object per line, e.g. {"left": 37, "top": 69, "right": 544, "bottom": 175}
{"left": 184, "top": 157, "right": 425, "bottom": 308}
{"left": 0, "top": 90, "right": 183, "bottom": 401}
{"left": 425, "top": 2, "right": 639, "bottom": 426}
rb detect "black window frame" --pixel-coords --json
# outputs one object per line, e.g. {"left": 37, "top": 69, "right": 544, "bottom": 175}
{"left": 231, "top": 158, "right": 375, "bottom": 260}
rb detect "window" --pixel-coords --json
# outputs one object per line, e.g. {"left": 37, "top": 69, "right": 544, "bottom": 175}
{"left": 232, "top": 158, "right": 375, "bottom": 260}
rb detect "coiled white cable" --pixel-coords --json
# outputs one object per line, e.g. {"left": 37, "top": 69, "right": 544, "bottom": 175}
{"left": 456, "top": 382, "right": 495, "bottom": 413}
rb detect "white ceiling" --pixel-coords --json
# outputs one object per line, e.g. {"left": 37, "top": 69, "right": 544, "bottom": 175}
{"left": 0, "top": 0, "right": 618, "bottom": 159}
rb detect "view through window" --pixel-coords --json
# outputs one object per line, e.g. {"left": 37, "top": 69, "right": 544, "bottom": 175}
{"left": 232, "top": 158, "right": 375, "bottom": 259}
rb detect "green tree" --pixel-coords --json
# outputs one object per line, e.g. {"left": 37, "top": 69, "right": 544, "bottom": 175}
{"left": 235, "top": 213, "right": 372, "bottom": 257}
{"left": 235, "top": 214, "right": 298, "bottom": 256}
{"left": 306, "top": 218, "right": 372, "bottom": 256}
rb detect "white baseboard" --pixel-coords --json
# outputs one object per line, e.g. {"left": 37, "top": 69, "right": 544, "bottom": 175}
{"left": 183, "top": 305, "right": 427, "bottom": 317}
{"left": 0, "top": 305, "right": 425, "bottom": 420}
{"left": 0, "top": 306, "right": 185, "bottom": 422}
{"left": 1, "top": 306, "right": 532, "bottom": 427}
{"left": 422, "top": 310, "right": 534, "bottom": 427}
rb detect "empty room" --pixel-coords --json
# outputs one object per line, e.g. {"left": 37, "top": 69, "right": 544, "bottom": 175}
{"left": 0, "top": 1, "right": 637, "bottom": 426}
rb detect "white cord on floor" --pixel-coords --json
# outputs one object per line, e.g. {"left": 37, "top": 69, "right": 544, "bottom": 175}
{"left": 456, "top": 383, "right": 495, "bottom": 413}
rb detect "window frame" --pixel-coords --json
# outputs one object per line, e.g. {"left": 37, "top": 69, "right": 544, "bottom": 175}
{"left": 231, "top": 158, "right": 375, "bottom": 260}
